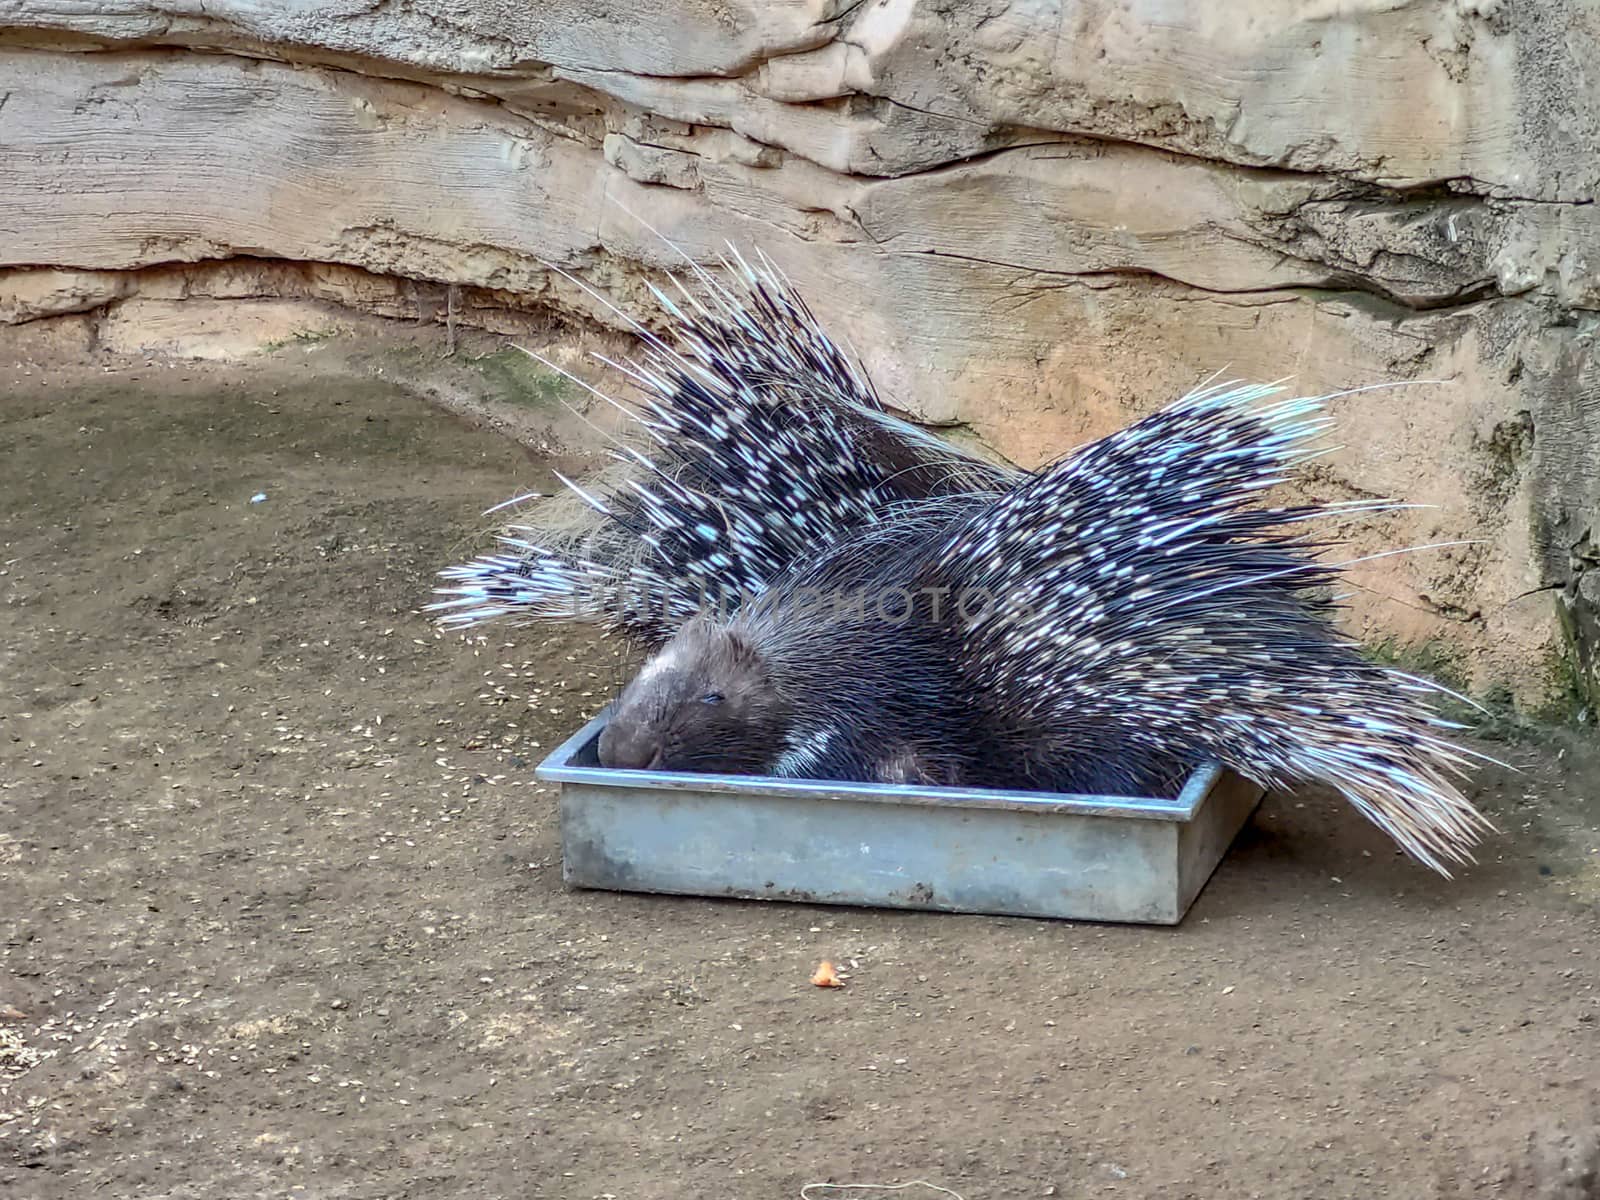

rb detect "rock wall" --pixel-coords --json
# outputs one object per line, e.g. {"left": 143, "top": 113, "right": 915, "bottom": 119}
{"left": 3, "top": 0, "right": 1599, "bottom": 710}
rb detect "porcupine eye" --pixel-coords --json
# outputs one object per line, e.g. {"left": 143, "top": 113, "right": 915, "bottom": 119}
{"left": 700, "top": 692, "right": 725, "bottom": 706}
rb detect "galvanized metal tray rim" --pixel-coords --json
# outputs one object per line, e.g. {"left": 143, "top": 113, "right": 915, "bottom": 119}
{"left": 535, "top": 709, "right": 1224, "bottom": 822}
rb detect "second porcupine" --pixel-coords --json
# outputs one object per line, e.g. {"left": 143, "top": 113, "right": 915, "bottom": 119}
{"left": 597, "top": 379, "right": 1499, "bottom": 877}
{"left": 430, "top": 247, "right": 1015, "bottom": 647}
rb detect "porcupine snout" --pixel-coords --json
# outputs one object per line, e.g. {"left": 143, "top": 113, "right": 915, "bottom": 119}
{"left": 597, "top": 719, "right": 663, "bottom": 771}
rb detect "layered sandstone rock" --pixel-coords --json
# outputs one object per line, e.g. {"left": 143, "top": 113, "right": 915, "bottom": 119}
{"left": 3, "top": 0, "right": 1598, "bottom": 708}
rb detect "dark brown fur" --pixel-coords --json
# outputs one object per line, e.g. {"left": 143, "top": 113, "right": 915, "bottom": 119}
{"left": 597, "top": 617, "right": 794, "bottom": 774}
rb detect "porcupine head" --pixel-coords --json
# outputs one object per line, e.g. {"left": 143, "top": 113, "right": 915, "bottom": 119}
{"left": 597, "top": 615, "right": 792, "bottom": 774}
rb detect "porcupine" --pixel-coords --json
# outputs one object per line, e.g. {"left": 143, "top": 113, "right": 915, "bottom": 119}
{"left": 429, "top": 246, "right": 1016, "bottom": 648}
{"left": 596, "top": 379, "right": 1499, "bottom": 877}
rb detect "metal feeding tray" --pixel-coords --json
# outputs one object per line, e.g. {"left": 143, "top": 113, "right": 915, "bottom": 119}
{"left": 535, "top": 709, "right": 1263, "bottom": 925}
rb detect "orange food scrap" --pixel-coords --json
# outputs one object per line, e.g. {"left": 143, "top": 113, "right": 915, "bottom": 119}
{"left": 810, "top": 960, "right": 844, "bottom": 988}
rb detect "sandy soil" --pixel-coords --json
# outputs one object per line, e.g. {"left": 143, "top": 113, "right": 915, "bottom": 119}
{"left": 3, "top": 332, "right": 1600, "bottom": 1200}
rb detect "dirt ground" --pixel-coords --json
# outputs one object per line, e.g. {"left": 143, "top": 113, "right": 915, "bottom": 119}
{"left": 4, "top": 326, "right": 1600, "bottom": 1200}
